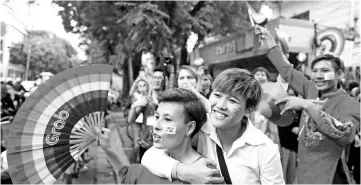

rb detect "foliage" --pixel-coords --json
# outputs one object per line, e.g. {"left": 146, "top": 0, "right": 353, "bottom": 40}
{"left": 9, "top": 30, "right": 81, "bottom": 79}
{"left": 54, "top": 1, "right": 262, "bottom": 67}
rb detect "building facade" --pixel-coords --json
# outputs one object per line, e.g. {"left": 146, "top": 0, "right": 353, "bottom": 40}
{"left": 273, "top": 0, "right": 360, "bottom": 67}
{"left": 191, "top": 18, "right": 315, "bottom": 79}
{"left": 0, "top": 1, "right": 28, "bottom": 80}
{"left": 191, "top": 1, "right": 360, "bottom": 79}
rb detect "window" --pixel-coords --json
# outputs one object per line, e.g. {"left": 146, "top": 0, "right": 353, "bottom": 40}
{"left": 0, "top": 22, "right": 6, "bottom": 37}
{"left": 292, "top": 11, "right": 310, "bottom": 20}
{"left": 8, "top": 69, "right": 14, "bottom": 77}
{"left": 0, "top": 38, "right": 3, "bottom": 64}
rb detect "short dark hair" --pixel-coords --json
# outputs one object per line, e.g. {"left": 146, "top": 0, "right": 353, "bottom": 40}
{"left": 212, "top": 68, "right": 262, "bottom": 112}
{"left": 348, "top": 81, "right": 360, "bottom": 92}
{"left": 252, "top": 67, "right": 270, "bottom": 80}
{"left": 311, "top": 54, "right": 345, "bottom": 72}
{"left": 158, "top": 88, "right": 207, "bottom": 138}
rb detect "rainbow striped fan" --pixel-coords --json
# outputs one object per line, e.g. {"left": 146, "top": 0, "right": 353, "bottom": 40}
{"left": 6, "top": 65, "right": 113, "bottom": 184}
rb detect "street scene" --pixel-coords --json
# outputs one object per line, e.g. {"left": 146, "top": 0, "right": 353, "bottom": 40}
{"left": 1, "top": 0, "right": 360, "bottom": 184}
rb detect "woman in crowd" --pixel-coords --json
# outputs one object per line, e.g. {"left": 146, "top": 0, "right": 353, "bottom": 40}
{"left": 129, "top": 78, "right": 151, "bottom": 103}
{"left": 255, "top": 25, "right": 360, "bottom": 184}
{"left": 199, "top": 74, "right": 213, "bottom": 99}
{"left": 96, "top": 88, "right": 209, "bottom": 184}
{"left": 177, "top": 65, "right": 199, "bottom": 91}
{"left": 127, "top": 77, "right": 154, "bottom": 163}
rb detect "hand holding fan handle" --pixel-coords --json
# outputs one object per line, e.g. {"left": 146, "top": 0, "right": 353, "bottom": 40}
{"left": 94, "top": 127, "right": 131, "bottom": 174}
{"left": 95, "top": 127, "right": 111, "bottom": 151}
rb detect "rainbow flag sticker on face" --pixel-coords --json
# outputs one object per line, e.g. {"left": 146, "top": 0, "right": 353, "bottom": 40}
{"left": 324, "top": 72, "right": 335, "bottom": 80}
{"left": 164, "top": 126, "right": 176, "bottom": 134}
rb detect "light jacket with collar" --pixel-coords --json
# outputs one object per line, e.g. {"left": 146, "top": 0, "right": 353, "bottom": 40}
{"left": 141, "top": 115, "right": 285, "bottom": 184}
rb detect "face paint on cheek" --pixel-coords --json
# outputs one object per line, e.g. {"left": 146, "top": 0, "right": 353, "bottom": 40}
{"left": 231, "top": 105, "right": 244, "bottom": 115}
{"left": 164, "top": 126, "right": 176, "bottom": 134}
{"left": 324, "top": 72, "right": 335, "bottom": 80}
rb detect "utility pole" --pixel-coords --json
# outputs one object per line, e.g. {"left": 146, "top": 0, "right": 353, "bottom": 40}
{"left": 25, "top": 0, "right": 36, "bottom": 80}
{"left": 25, "top": 45, "right": 32, "bottom": 80}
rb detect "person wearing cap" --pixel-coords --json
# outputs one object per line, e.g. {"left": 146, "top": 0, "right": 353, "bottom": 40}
{"left": 254, "top": 25, "right": 360, "bottom": 184}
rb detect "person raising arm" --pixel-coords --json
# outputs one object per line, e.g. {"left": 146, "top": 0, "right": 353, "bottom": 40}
{"left": 255, "top": 25, "right": 360, "bottom": 184}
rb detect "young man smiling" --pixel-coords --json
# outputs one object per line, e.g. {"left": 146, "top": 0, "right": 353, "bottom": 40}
{"left": 254, "top": 25, "right": 360, "bottom": 184}
{"left": 141, "top": 69, "right": 285, "bottom": 184}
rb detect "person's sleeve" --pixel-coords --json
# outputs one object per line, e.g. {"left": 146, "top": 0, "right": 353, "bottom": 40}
{"left": 316, "top": 100, "right": 360, "bottom": 146}
{"left": 1, "top": 151, "right": 8, "bottom": 172}
{"left": 21, "top": 85, "right": 27, "bottom": 92}
{"left": 141, "top": 147, "right": 178, "bottom": 181}
{"left": 259, "top": 143, "right": 285, "bottom": 185}
{"left": 267, "top": 46, "right": 315, "bottom": 98}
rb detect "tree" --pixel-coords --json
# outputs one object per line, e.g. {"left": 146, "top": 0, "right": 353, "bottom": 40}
{"left": 54, "top": 1, "right": 263, "bottom": 95}
{"left": 9, "top": 30, "right": 81, "bottom": 80}
{"left": 55, "top": 1, "right": 262, "bottom": 64}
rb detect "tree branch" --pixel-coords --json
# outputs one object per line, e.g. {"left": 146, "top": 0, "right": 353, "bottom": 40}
{"left": 189, "top": 1, "right": 206, "bottom": 16}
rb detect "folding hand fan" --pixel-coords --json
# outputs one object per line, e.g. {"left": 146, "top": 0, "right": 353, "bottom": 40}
{"left": 6, "top": 65, "right": 113, "bottom": 184}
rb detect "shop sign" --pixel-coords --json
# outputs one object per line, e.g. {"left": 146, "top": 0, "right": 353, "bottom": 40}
{"left": 216, "top": 40, "right": 236, "bottom": 55}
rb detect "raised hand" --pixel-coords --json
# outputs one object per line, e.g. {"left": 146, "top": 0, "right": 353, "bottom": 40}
{"left": 253, "top": 25, "right": 278, "bottom": 49}
{"left": 95, "top": 127, "right": 112, "bottom": 151}
{"left": 275, "top": 96, "right": 308, "bottom": 115}
{"left": 131, "top": 95, "right": 148, "bottom": 108}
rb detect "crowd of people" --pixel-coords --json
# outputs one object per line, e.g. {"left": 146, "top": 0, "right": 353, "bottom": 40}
{"left": 1, "top": 78, "right": 27, "bottom": 123}
{"left": 1, "top": 24, "right": 360, "bottom": 184}
{"left": 1, "top": 78, "right": 27, "bottom": 184}
{"left": 96, "top": 25, "right": 360, "bottom": 184}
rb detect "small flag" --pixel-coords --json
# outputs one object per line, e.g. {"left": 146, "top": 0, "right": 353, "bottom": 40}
{"left": 324, "top": 72, "right": 335, "bottom": 80}
{"left": 164, "top": 126, "right": 176, "bottom": 134}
